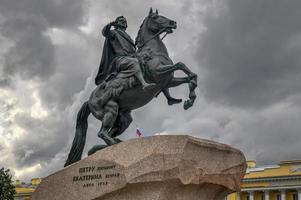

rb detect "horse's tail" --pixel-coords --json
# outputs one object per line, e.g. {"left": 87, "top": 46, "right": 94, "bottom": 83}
{"left": 64, "top": 101, "right": 91, "bottom": 167}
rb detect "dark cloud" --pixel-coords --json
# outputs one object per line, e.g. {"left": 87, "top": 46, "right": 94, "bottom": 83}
{"left": 0, "top": 76, "right": 12, "bottom": 88}
{"left": 37, "top": 34, "right": 99, "bottom": 109}
{"left": 197, "top": 0, "right": 301, "bottom": 108}
{"left": 0, "top": 0, "right": 88, "bottom": 82}
{"left": 12, "top": 111, "right": 71, "bottom": 167}
{"left": 0, "top": 0, "right": 87, "bottom": 28}
{"left": 2, "top": 16, "right": 55, "bottom": 79}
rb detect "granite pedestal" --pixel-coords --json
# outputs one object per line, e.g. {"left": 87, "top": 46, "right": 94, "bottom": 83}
{"left": 32, "top": 135, "right": 246, "bottom": 200}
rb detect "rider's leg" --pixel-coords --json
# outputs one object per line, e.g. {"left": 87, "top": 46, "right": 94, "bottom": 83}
{"left": 134, "top": 70, "right": 155, "bottom": 90}
{"left": 97, "top": 100, "right": 118, "bottom": 146}
{"left": 162, "top": 89, "right": 182, "bottom": 105}
{"left": 128, "top": 58, "right": 155, "bottom": 90}
{"left": 118, "top": 57, "right": 155, "bottom": 90}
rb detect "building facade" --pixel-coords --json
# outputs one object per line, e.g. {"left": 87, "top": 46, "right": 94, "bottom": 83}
{"left": 14, "top": 178, "right": 41, "bottom": 200}
{"left": 228, "top": 160, "right": 301, "bottom": 200}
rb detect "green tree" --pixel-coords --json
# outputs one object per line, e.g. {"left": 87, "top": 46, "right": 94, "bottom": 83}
{"left": 0, "top": 168, "right": 16, "bottom": 200}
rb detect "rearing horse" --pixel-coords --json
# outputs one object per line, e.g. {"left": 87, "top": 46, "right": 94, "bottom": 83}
{"left": 64, "top": 9, "right": 197, "bottom": 167}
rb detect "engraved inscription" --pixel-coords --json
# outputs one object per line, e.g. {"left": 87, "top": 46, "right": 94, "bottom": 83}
{"left": 72, "top": 165, "right": 121, "bottom": 188}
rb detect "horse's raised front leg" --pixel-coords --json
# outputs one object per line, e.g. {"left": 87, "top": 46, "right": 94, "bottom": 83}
{"left": 156, "top": 63, "right": 178, "bottom": 75}
{"left": 184, "top": 77, "right": 197, "bottom": 110}
{"left": 162, "top": 89, "right": 182, "bottom": 105}
{"left": 156, "top": 62, "right": 197, "bottom": 79}
{"left": 157, "top": 63, "right": 198, "bottom": 110}
{"left": 166, "top": 77, "right": 191, "bottom": 88}
{"left": 165, "top": 75, "right": 198, "bottom": 110}
{"left": 97, "top": 100, "right": 118, "bottom": 146}
{"left": 175, "top": 62, "right": 197, "bottom": 78}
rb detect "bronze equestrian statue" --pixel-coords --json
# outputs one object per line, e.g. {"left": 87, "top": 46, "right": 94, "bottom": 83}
{"left": 65, "top": 8, "right": 197, "bottom": 167}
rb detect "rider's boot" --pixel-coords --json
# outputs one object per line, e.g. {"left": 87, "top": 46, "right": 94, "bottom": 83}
{"left": 135, "top": 71, "right": 155, "bottom": 90}
{"left": 142, "top": 83, "right": 156, "bottom": 90}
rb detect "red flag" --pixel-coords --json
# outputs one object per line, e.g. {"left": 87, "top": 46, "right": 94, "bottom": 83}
{"left": 136, "top": 128, "right": 142, "bottom": 137}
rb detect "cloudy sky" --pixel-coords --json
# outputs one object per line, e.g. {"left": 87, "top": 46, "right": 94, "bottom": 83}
{"left": 1, "top": 0, "right": 301, "bottom": 182}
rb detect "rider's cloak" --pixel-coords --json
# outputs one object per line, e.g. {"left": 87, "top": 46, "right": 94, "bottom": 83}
{"left": 95, "top": 37, "right": 115, "bottom": 85}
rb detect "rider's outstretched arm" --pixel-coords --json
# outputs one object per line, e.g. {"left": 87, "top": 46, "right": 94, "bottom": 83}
{"left": 102, "top": 22, "right": 115, "bottom": 38}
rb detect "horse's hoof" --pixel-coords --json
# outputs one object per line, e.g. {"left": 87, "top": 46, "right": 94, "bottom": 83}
{"left": 184, "top": 100, "right": 193, "bottom": 110}
{"left": 88, "top": 145, "right": 108, "bottom": 156}
{"left": 189, "top": 73, "right": 198, "bottom": 79}
{"left": 177, "top": 62, "right": 185, "bottom": 67}
{"left": 99, "top": 133, "right": 117, "bottom": 145}
{"left": 189, "top": 91, "right": 197, "bottom": 100}
{"left": 189, "top": 79, "right": 197, "bottom": 87}
{"left": 113, "top": 138, "right": 123, "bottom": 143}
{"left": 168, "top": 98, "right": 182, "bottom": 105}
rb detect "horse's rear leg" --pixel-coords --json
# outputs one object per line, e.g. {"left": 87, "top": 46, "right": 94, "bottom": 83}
{"left": 110, "top": 111, "right": 133, "bottom": 142}
{"left": 97, "top": 100, "right": 118, "bottom": 146}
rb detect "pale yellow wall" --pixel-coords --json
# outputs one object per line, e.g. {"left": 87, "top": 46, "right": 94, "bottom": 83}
{"left": 241, "top": 192, "right": 248, "bottom": 200}
{"left": 270, "top": 191, "right": 276, "bottom": 200}
{"left": 254, "top": 191, "right": 262, "bottom": 200}
{"left": 286, "top": 191, "right": 293, "bottom": 200}
{"left": 247, "top": 161, "right": 257, "bottom": 168}
{"left": 227, "top": 191, "right": 297, "bottom": 200}
{"left": 228, "top": 192, "right": 236, "bottom": 200}
{"left": 242, "top": 182, "right": 270, "bottom": 188}
{"left": 244, "top": 164, "right": 301, "bottom": 179}
{"left": 15, "top": 187, "right": 35, "bottom": 193}
{"left": 31, "top": 178, "right": 42, "bottom": 185}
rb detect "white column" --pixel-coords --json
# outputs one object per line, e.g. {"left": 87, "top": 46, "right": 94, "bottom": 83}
{"left": 265, "top": 190, "right": 270, "bottom": 200}
{"left": 249, "top": 191, "right": 254, "bottom": 200}
{"left": 236, "top": 192, "right": 241, "bottom": 200}
{"left": 297, "top": 189, "right": 301, "bottom": 200}
{"left": 281, "top": 190, "right": 286, "bottom": 200}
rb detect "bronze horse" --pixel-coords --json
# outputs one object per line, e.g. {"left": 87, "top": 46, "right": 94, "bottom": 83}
{"left": 64, "top": 9, "right": 197, "bottom": 167}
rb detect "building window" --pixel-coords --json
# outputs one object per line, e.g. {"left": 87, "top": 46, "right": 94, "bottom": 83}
{"left": 246, "top": 195, "right": 250, "bottom": 200}
{"left": 276, "top": 194, "right": 281, "bottom": 200}
{"left": 293, "top": 193, "right": 298, "bottom": 200}
{"left": 261, "top": 193, "right": 265, "bottom": 200}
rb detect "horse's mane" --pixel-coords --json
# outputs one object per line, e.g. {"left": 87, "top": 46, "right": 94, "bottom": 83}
{"left": 135, "top": 17, "right": 148, "bottom": 48}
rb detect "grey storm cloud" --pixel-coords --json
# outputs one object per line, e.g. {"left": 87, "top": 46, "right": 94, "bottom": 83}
{"left": 11, "top": 112, "right": 71, "bottom": 167}
{"left": 197, "top": 0, "right": 301, "bottom": 108}
{"left": 0, "top": 0, "right": 88, "bottom": 82}
{"left": 1, "top": 16, "right": 55, "bottom": 79}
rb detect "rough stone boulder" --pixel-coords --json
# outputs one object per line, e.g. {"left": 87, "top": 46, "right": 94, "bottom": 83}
{"left": 32, "top": 135, "right": 246, "bottom": 200}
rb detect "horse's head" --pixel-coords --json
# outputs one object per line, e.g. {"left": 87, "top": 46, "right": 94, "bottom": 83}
{"left": 146, "top": 8, "right": 177, "bottom": 34}
{"left": 136, "top": 8, "right": 177, "bottom": 48}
